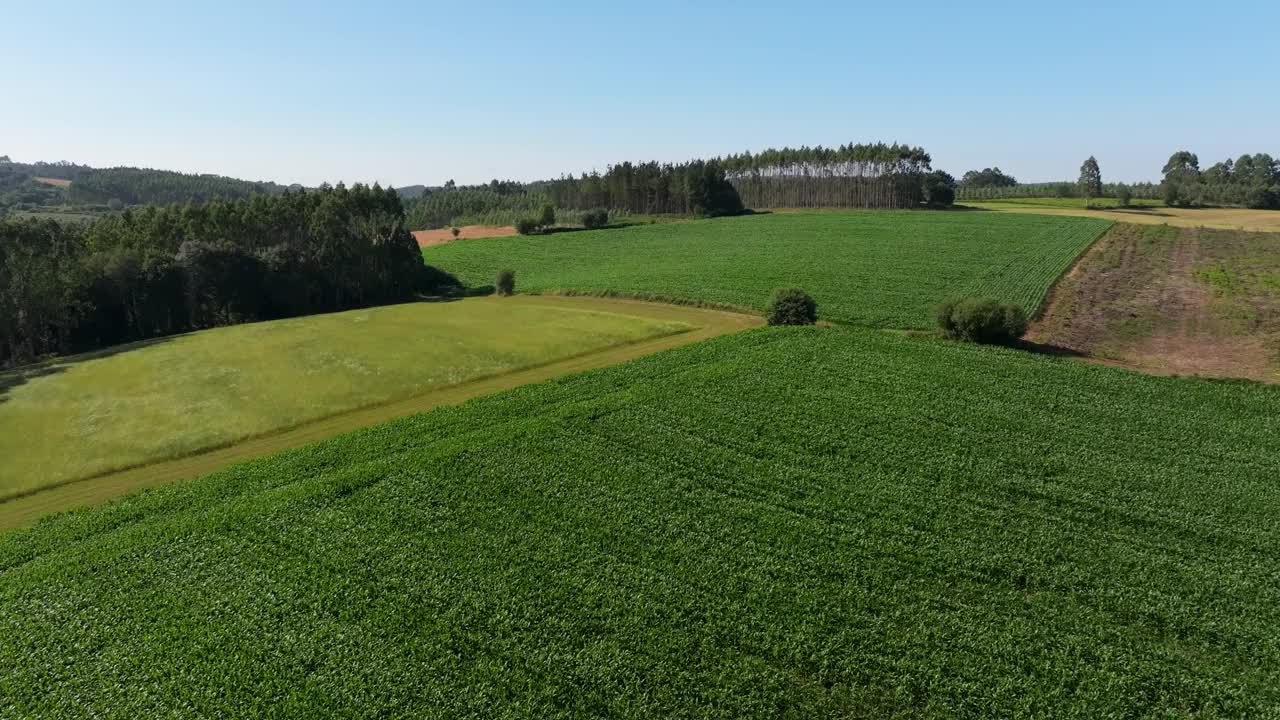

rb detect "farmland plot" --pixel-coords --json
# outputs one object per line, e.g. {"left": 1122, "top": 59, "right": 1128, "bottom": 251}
{"left": 3, "top": 327, "right": 1278, "bottom": 718}
{"left": 424, "top": 210, "right": 1111, "bottom": 329}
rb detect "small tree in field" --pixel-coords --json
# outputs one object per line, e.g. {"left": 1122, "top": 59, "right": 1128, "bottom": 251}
{"left": 451, "top": 227, "right": 460, "bottom": 239}
{"left": 1079, "top": 156, "right": 1103, "bottom": 208}
{"left": 1116, "top": 186, "right": 1133, "bottom": 207}
{"left": 765, "top": 288, "right": 817, "bottom": 326}
{"left": 937, "top": 297, "right": 1027, "bottom": 345}
{"left": 539, "top": 205, "right": 556, "bottom": 228}
{"left": 495, "top": 269, "right": 516, "bottom": 296}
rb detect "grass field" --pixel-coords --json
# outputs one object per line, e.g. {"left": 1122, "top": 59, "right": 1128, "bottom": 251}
{"left": 3, "top": 326, "right": 1278, "bottom": 717}
{"left": 0, "top": 296, "right": 692, "bottom": 500}
{"left": 424, "top": 211, "right": 1111, "bottom": 330}
{"left": 964, "top": 199, "right": 1280, "bottom": 232}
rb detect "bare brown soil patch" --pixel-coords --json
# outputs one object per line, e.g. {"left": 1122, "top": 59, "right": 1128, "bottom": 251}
{"left": 1029, "top": 223, "right": 1280, "bottom": 382}
{"left": 32, "top": 176, "right": 72, "bottom": 188}
{"left": 412, "top": 225, "right": 516, "bottom": 248}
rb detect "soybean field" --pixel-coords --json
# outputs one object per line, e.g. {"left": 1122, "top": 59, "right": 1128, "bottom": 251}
{"left": 4, "top": 327, "right": 1277, "bottom": 719}
{"left": 424, "top": 211, "right": 1112, "bottom": 329}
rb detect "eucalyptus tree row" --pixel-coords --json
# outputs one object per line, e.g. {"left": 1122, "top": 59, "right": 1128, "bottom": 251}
{"left": 719, "top": 143, "right": 933, "bottom": 209}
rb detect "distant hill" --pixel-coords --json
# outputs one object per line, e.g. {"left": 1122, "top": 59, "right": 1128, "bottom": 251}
{"left": 66, "top": 167, "right": 290, "bottom": 205}
{"left": 395, "top": 184, "right": 434, "bottom": 200}
{"left": 0, "top": 156, "right": 298, "bottom": 218}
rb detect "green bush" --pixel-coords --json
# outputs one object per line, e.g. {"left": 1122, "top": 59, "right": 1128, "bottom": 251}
{"left": 925, "top": 183, "right": 955, "bottom": 208}
{"left": 582, "top": 209, "right": 609, "bottom": 229}
{"left": 765, "top": 288, "right": 817, "bottom": 326}
{"left": 937, "top": 297, "right": 1027, "bottom": 344}
{"left": 539, "top": 205, "right": 556, "bottom": 227}
{"left": 495, "top": 269, "right": 516, "bottom": 296}
{"left": 1116, "top": 186, "right": 1133, "bottom": 207}
{"left": 514, "top": 218, "right": 539, "bottom": 235}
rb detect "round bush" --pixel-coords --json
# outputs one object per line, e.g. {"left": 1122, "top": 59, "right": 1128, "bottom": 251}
{"left": 937, "top": 297, "right": 1027, "bottom": 345}
{"left": 514, "top": 218, "right": 538, "bottom": 235}
{"left": 766, "top": 288, "right": 817, "bottom": 326}
{"left": 582, "top": 209, "right": 609, "bottom": 229}
{"left": 495, "top": 269, "right": 516, "bottom": 296}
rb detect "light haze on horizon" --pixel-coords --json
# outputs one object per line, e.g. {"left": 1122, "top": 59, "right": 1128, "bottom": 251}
{"left": 4, "top": 0, "right": 1277, "bottom": 188}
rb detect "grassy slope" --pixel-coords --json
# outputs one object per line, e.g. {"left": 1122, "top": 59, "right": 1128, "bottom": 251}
{"left": 4, "top": 327, "right": 1278, "bottom": 718}
{"left": 423, "top": 211, "right": 1111, "bottom": 329}
{"left": 0, "top": 297, "right": 689, "bottom": 499}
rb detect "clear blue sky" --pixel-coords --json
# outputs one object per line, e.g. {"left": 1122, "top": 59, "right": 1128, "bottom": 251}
{"left": 4, "top": 0, "right": 1276, "bottom": 187}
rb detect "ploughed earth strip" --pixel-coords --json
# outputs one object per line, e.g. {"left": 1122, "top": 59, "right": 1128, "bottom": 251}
{"left": 1029, "top": 223, "right": 1280, "bottom": 382}
{"left": 412, "top": 225, "right": 515, "bottom": 247}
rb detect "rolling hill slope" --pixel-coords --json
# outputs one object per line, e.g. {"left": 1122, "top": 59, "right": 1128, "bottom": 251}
{"left": 423, "top": 211, "right": 1111, "bottom": 329}
{"left": 3, "top": 327, "right": 1277, "bottom": 718}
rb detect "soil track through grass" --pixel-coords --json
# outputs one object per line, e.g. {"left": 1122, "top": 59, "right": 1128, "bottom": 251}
{"left": 413, "top": 225, "right": 515, "bottom": 247}
{"left": 1029, "top": 223, "right": 1280, "bottom": 381}
{"left": 0, "top": 296, "right": 759, "bottom": 530}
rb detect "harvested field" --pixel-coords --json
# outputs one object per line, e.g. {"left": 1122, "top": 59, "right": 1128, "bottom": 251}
{"left": 964, "top": 200, "right": 1280, "bottom": 232}
{"left": 1029, "top": 223, "right": 1280, "bottom": 381}
{"left": 412, "top": 225, "right": 515, "bottom": 247}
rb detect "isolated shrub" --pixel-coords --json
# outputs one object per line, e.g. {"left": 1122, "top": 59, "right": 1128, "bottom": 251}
{"left": 106, "top": 198, "right": 124, "bottom": 211}
{"left": 582, "top": 209, "right": 609, "bottom": 229}
{"left": 937, "top": 297, "right": 1027, "bottom": 345}
{"left": 514, "top": 218, "right": 539, "bottom": 235}
{"left": 495, "top": 269, "right": 516, "bottom": 296}
{"left": 766, "top": 288, "right": 817, "bottom": 326}
{"left": 450, "top": 226, "right": 461, "bottom": 239}
{"left": 539, "top": 205, "right": 556, "bottom": 227}
{"left": 1116, "top": 186, "right": 1133, "bottom": 207}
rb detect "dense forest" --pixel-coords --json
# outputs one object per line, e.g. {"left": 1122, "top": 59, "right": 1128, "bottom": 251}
{"left": 0, "top": 185, "right": 456, "bottom": 367}
{"left": 1162, "top": 151, "right": 1279, "bottom": 209}
{"left": 544, "top": 159, "right": 743, "bottom": 216}
{"left": 720, "top": 143, "right": 933, "bottom": 209}
{"left": 67, "top": 167, "right": 294, "bottom": 205}
{"left": 0, "top": 157, "right": 296, "bottom": 217}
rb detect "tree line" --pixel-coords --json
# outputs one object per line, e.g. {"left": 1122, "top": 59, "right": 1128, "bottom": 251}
{"left": 0, "top": 185, "right": 456, "bottom": 368}
{"left": 544, "top": 159, "right": 744, "bottom": 216}
{"left": 1162, "top": 151, "right": 1279, "bottom": 209}
{"left": 720, "top": 143, "right": 934, "bottom": 209}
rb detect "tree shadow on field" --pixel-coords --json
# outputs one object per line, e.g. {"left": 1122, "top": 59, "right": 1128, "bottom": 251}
{"left": 0, "top": 335, "right": 179, "bottom": 406}
{"left": 1016, "top": 338, "right": 1090, "bottom": 359}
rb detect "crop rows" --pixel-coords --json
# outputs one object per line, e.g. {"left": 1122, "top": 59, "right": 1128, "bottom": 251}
{"left": 3, "top": 327, "right": 1278, "bottom": 718}
{"left": 424, "top": 211, "right": 1112, "bottom": 328}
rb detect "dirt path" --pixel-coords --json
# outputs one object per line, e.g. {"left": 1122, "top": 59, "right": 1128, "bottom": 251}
{"left": 1029, "top": 223, "right": 1277, "bottom": 382}
{"left": 0, "top": 297, "right": 760, "bottom": 531}
{"left": 413, "top": 225, "right": 515, "bottom": 247}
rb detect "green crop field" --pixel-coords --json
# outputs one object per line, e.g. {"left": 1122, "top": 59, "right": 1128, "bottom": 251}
{"left": 0, "top": 296, "right": 690, "bottom": 500}
{"left": 4, "top": 327, "right": 1277, "bottom": 718}
{"left": 424, "top": 211, "right": 1112, "bottom": 329}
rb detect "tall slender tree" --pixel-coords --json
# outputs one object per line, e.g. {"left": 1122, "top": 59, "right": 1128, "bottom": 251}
{"left": 1078, "top": 156, "right": 1103, "bottom": 208}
